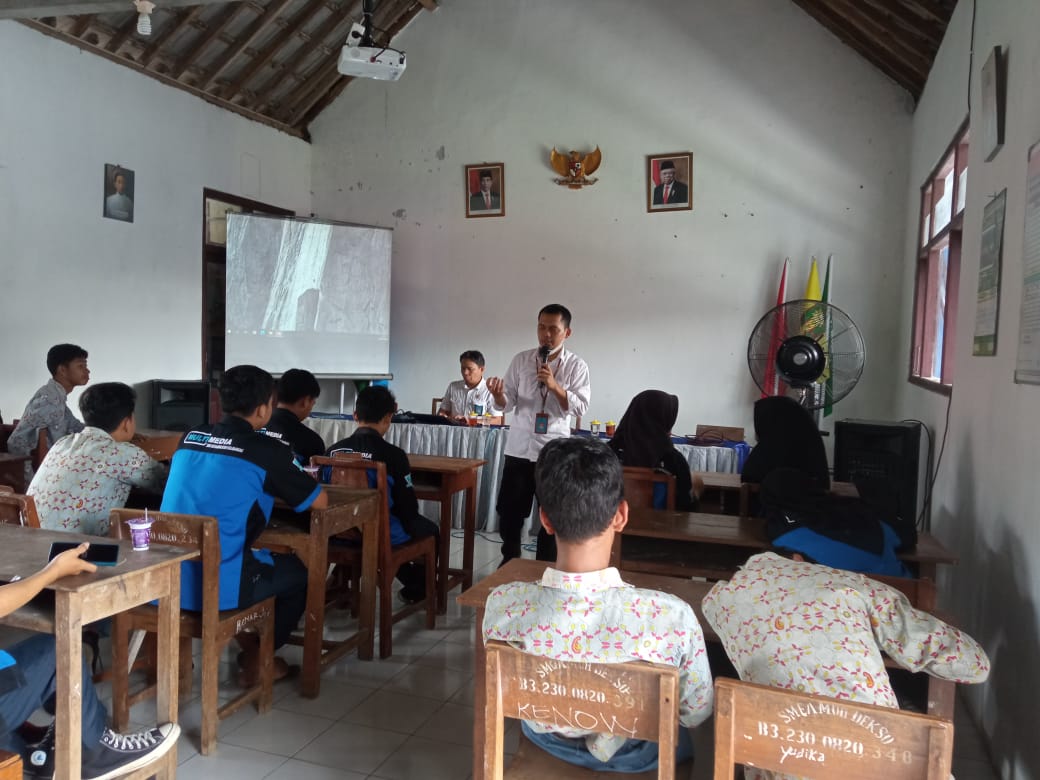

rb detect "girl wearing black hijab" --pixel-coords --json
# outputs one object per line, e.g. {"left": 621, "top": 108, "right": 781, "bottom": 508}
{"left": 609, "top": 390, "right": 702, "bottom": 511}
{"left": 741, "top": 395, "right": 830, "bottom": 488}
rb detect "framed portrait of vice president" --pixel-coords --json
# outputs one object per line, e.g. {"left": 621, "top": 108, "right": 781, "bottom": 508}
{"left": 646, "top": 153, "right": 692, "bottom": 213}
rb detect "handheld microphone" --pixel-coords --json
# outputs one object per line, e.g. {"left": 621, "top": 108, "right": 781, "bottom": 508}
{"left": 537, "top": 345, "right": 551, "bottom": 387}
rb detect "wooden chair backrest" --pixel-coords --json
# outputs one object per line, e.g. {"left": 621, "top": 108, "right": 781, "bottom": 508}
{"left": 431, "top": 397, "right": 442, "bottom": 415}
{"left": 622, "top": 466, "right": 676, "bottom": 511}
{"left": 0, "top": 424, "right": 14, "bottom": 452}
{"left": 713, "top": 678, "right": 954, "bottom": 780}
{"left": 484, "top": 640, "right": 680, "bottom": 780}
{"left": 0, "top": 423, "right": 47, "bottom": 468}
{"left": 110, "top": 509, "right": 219, "bottom": 625}
{"left": 311, "top": 454, "right": 392, "bottom": 560}
{"left": 695, "top": 424, "right": 745, "bottom": 443}
{"left": 0, "top": 492, "right": 42, "bottom": 528}
{"left": 867, "top": 574, "right": 937, "bottom": 611}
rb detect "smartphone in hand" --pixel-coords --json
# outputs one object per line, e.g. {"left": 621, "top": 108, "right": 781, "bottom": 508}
{"left": 47, "top": 541, "right": 121, "bottom": 566}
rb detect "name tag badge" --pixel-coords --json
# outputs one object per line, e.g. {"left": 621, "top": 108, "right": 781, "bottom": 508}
{"left": 534, "top": 412, "right": 549, "bottom": 434}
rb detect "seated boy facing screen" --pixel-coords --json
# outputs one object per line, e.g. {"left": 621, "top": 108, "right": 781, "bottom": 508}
{"left": 482, "top": 437, "right": 713, "bottom": 773}
{"left": 436, "top": 350, "right": 502, "bottom": 424}
{"left": 327, "top": 385, "right": 439, "bottom": 603}
{"left": 262, "top": 368, "right": 326, "bottom": 465}
{"left": 161, "top": 365, "right": 327, "bottom": 685}
{"left": 0, "top": 543, "right": 179, "bottom": 779}
{"left": 8, "top": 344, "right": 90, "bottom": 479}
{"left": 29, "top": 382, "right": 167, "bottom": 536}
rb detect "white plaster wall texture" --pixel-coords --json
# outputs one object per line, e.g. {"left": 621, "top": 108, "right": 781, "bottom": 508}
{"left": 310, "top": 0, "right": 912, "bottom": 436}
{"left": 0, "top": 22, "right": 312, "bottom": 416}
{"left": 893, "top": 1, "right": 1040, "bottom": 777}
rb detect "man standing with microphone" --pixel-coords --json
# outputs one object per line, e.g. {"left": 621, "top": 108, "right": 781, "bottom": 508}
{"left": 486, "top": 304, "right": 590, "bottom": 564}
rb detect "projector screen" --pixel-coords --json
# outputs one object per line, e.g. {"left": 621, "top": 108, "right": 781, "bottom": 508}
{"left": 225, "top": 214, "right": 392, "bottom": 376}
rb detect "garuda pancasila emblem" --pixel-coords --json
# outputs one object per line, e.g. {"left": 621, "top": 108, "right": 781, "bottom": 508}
{"left": 550, "top": 146, "right": 602, "bottom": 189}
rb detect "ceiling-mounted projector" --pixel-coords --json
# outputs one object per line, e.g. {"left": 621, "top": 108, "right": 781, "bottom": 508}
{"left": 337, "top": 21, "right": 407, "bottom": 81}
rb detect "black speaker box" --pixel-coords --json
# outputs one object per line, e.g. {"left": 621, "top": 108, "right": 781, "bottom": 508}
{"left": 834, "top": 419, "right": 924, "bottom": 526}
{"left": 149, "top": 380, "right": 210, "bottom": 432}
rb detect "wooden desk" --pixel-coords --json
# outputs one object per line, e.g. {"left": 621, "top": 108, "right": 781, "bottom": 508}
{"left": 257, "top": 485, "right": 378, "bottom": 698}
{"left": 458, "top": 558, "right": 956, "bottom": 780}
{"left": 620, "top": 507, "right": 958, "bottom": 580}
{"left": 409, "top": 454, "right": 486, "bottom": 613}
{"left": 694, "top": 471, "right": 858, "bottom": 515}
{"left": 0, "top": 453, "right": 29, "bottom": 492}
{"left": 0, "top": 524, "right": 194, "bottom": 780}
{"left": 134, "top": 428, "right": 184, "bottom": 463}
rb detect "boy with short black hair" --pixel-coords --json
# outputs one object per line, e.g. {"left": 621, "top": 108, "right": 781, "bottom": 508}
{"left": 29, "top": 382, "right": 166, "bottom": 535}
{"left": 8, "top": 344, "right": 90, "bottom": 470}
{"left": 1, "top": 543, "right": 179, "bottom": 778}
{"left": 437, "top": 351, "right": 501, "bottom": 423}
{"left": 263, "top": 368, "right": 326, "bottom": 465}
{"left": 161, "top": 364, "right": 328, "bottom": 683}
{"left": 482, "top": 437, "right": 713, "bottom": 772}
{"left": 327, "top": 385, "right": 439, "bottom": 603}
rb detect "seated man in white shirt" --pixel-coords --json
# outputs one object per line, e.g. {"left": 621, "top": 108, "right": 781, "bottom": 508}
{"left": 29, "top": 382, "right": 167, "bottom": 535}
{"left": 483, "top": 437, "right": 713, "bottom": 772}
{"left": 436, "top": 350, "right": 502, "bottom": 424}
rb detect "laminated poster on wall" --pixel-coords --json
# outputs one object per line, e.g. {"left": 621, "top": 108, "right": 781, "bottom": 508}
{"left": 973, "top": 189, "right": 1006, "bottom": 356}
{"left": 1014, "top": 141, "right": 1040, "bottom": 383}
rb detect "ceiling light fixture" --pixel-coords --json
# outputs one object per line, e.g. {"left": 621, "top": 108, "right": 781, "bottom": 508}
{"left": 133, "top": 0, "right": 155, "bottom": 35}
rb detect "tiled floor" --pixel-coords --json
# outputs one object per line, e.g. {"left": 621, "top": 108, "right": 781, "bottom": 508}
{"left": 98, "top": 533, "right": 997, "bottom": 779}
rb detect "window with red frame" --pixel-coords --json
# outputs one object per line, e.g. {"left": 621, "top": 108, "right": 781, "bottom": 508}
{"left": 911, "top": 123, "right": 969, "bottom": 391}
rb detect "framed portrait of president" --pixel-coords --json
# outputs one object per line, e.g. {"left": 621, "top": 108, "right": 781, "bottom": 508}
{"left": 647, "top": 153, "right": 692, "bottom": 213}
{"left": 465, "top": 163, "right": 505, "bottom": 218}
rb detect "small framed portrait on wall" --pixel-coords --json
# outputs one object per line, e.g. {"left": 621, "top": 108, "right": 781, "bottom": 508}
{"left": 465, "top": 163, "right": 505, "bottom": 218}
{"left": 103, "top": 164, "right": 135, "bottom": 223}
{"left": 646, "top": 153, "right": 692, "bottom": 213}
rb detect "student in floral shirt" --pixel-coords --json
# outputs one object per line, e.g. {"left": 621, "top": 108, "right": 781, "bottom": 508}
{"left": 28, "top": 382, "right": 166, "bottom": 536}
{"left": 483, "top": 437, "right": 713, "bottom": 772}
{"left": 702, "top": 552, "right": 991, "bottom": 779}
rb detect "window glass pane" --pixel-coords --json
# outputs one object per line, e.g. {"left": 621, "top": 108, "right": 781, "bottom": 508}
{"left": 932, "top": 169, "right": 954, "bottom": 235}
{"left": 205, "top": 199, "right": 244, "bottom": 246}
{"left": 928, "top": 246, "right": 950, "bottom": 381}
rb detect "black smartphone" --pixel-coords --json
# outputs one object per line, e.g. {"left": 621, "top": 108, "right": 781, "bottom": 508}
{"left": 47, "top": 541, "right": 121, "bottom": 566}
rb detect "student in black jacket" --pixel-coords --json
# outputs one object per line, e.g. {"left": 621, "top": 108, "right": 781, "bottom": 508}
{"left": 327, "top": 386, "right": 439, "bottom": 602}
{"left": 263, "top": 369, "right": 327, "bottom": 466}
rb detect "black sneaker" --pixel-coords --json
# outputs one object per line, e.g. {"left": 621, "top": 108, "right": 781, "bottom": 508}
{"left": 81, "top": 723, "right": 180, "bottom": 780}
{"left": 23, "top": 721, "right": 55, "bottom": 778}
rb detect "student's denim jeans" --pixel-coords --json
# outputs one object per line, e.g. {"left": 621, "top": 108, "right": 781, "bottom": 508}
{"left": 0, "top": 634, "right": 108, "bottom": 755}
{"left": 520, "top": 721, "right": 693, "bottom": 773}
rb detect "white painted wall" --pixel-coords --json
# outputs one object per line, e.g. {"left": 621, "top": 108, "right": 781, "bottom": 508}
{"left": 893, "top": 1, "right": 1040, "bottom": 777}
{"left": 309, "top": 0, "right": 913, "bottom": 436}
{"left": 0, "top": 22, "right": 311, "bottom": 418}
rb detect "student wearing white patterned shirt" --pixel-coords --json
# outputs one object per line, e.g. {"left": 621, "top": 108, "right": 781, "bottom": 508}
{"left": 483, "top": 437, "right": 713, "bottom": 773}
{"left": 702, "top": 552, "right": 990, "bottom": 780}
{"left": 487, "top": 304, "right": 591, "bottom": 563}
{"left": 8, "top": 344, "right": 90, "bottom": 481}
{"left": 29, "top": 382, "right": 166, "bottom": 536}
{"left": 436, "top": 350, "right": 502, "bottom": 423}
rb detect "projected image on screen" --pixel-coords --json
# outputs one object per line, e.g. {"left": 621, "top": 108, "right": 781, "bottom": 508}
{"left": 225, "top": 214, "right": 391, "bottom": 375}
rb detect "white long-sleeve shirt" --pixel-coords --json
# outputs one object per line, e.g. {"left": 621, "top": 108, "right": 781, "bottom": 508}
{"left": 498, "top": 345, "right": 590, "bottom": 461}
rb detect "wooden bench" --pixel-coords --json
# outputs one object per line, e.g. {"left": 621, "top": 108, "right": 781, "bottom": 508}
{"left": 485, "top": 640, "right": 687, "bottom": 779}
{"left": 713, "top": 677, "right": 954, "bottom": 779}
{"left": 0, "top": 489, "right": 42, "bottom": 527}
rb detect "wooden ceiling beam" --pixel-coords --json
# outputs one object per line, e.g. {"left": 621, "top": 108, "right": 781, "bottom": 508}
{"left": 169, "top": 3, "right": 245, "bottom": 81}
{"left": 19, "top": 17, "right": 304, "bottom": 137}
{"left": 792, "top": 0, "right": 924, "bottom": 96}
{"left": 139, "top": 6, "right": 201, "bottom": 67}
{"left": 858, "top": 0, "right": 943, "bottom": 48}
{"left": 416, "top": 0, "right": 435, "bottom": 10}
{"left": 890, "top": 0, "right": 951, "bottom": 24}
{"left": 222, "top": 0, "right": 328, "bottom": 103}
{"left": 826, "top": 0, "right": 932, "bottom": 76}
{"left": 69, "top": 11, "right": 92, "bottom": 36}
{"left": 198, "top": 0, "right": 292, "bottom": 89}
{"left": 0, "top": 0, "right": 239, "bottom": 19}
{"left": 250, "top": 0, "right": 358, "bottom": 111}
{"left": 279, "top": 50, "right": 339, "bottom": 124}
{"left": 103, "top": 11, "right": 137, "bottom": 53}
